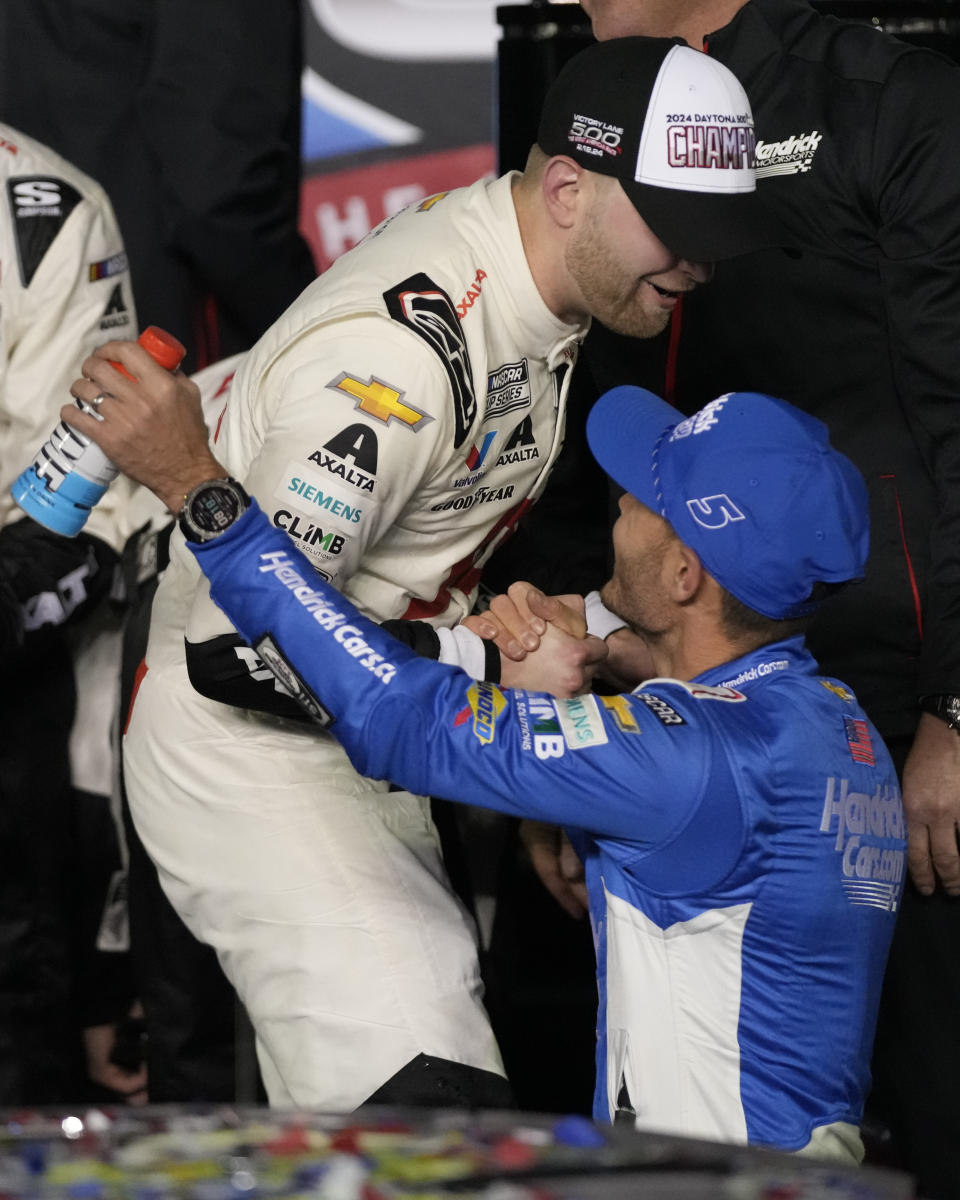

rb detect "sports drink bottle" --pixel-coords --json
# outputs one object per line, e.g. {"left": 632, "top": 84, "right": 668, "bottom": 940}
{"left": 11, "top": 326, "right": 185, "bottom": 536}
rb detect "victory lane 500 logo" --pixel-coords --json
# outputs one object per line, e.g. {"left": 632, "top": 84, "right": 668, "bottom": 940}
{"left": 568, "top": 113, "right": 622, "bottom": 158}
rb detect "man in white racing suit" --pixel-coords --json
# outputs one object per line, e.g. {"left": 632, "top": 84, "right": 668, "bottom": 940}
{"left": 0, "top": 122, "right": 142, "bottom": 1102}
{"left": 113, "top": 38, "right": 779, "bottom": 1108}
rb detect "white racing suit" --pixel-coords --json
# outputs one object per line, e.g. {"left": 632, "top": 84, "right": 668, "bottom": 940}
{"left": 124, "top": 174, "right": 585, "bottom": 1108}
{"left": 0, "top": 122, "right": 139, "bottom": 1100}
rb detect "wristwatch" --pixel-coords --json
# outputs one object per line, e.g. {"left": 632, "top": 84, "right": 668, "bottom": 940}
{"left": 178, "top": 477, "right": 250, "bottom": 544}
{"left": 918, "top": 693, "right": 960, "bottom": 734}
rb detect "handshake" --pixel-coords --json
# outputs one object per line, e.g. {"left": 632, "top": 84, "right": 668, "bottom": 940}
{"left": 464, "top": 581, "right": 654, "bottom": 699}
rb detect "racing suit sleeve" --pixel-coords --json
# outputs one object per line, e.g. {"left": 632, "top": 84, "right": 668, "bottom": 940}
{"left": 183, "top": 318, "right": 468, "bottom": 718}
{"left": 0, "top": 168, "right": 138, "bottom": 626}
{"left": 873, "top": 52, "right": 960, "bottom": 697}
{"left": 189, "top": 500, "right": 727, "bottom": 848}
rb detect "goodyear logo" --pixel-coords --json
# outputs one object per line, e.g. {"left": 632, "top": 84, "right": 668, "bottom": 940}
{"left": 466, "top": 680, "right": 507, "bottom": 745}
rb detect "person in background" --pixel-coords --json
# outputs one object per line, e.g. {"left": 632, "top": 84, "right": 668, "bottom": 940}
{"left": 0, "top": 121, "right": 145, "bottom": 1104}
{"left": 484, "top": 2, "right": 960, "bottom": 1191}
{"left": 0, "top": 0, "right": 317, "bottom": 372}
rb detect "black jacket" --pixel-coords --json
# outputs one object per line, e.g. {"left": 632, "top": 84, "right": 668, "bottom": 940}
{"left": 579, "top": 0, "right": 960, "bottom": 740}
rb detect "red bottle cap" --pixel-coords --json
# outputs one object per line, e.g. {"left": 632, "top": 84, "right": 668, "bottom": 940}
{"left": 138, "top": 325, "right": 186, "bottom": 370}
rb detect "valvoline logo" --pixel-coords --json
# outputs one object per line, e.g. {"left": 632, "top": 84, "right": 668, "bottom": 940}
{"left": 464, "top": 430, "right": 497, "bottom": 473}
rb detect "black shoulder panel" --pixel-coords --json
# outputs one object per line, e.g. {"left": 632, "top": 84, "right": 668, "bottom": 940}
{"left": 383, "top": 271, "right": 476, "bottom": 448}
{"left": 7, "top": 176, "right": 83, "bottom": 287}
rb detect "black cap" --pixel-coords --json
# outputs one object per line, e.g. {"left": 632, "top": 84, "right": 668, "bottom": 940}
{"left": 537, "top": 38, "right": 782, "bottom": 261}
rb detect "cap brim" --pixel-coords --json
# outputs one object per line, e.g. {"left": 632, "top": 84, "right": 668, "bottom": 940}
{"left": 625, "top": 181, "right": 787, "bottom": 262}
{"left": 586, "top": 385, "right": 683, "bottom": 513}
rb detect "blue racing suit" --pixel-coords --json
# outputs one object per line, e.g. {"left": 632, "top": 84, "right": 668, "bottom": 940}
{"left": 191, "top": 501, "right": 905, "bottom": 1159}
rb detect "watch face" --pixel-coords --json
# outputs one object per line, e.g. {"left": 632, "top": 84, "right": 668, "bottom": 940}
{"left": 190, "top": 483, "right": 242, "bottom": 534}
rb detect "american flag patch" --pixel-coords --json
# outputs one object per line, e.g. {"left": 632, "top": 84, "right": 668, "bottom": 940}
{"left": 844, "top": 716, "right": 875, "bottom": 766}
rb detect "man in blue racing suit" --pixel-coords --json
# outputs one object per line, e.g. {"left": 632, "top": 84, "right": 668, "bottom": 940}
{"left": 66, "top": 362, "right": 904, "bottom": 1164}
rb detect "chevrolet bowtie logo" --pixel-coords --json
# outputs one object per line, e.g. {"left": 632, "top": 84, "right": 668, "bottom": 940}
{"left": 328, "top": 372, "right": 432, "bottom": 431}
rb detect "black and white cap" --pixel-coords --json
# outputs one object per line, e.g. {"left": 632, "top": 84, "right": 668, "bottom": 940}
{"left": 537, "top": 37, "right": 782, "bottom": 262}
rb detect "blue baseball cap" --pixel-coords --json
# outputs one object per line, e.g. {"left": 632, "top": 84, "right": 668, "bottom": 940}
{"left": 586, "top": 387, "right": 869, "bottom": 620}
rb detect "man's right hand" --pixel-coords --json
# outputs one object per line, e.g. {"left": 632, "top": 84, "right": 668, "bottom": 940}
{"left": 464, "top": 582, "right": 605, "bottom": 696}
{"left": 67, "top": 340, "right": 225, "bottom": 512}
{"left": 465, "top": 581, "right": 587, "bottom": 661}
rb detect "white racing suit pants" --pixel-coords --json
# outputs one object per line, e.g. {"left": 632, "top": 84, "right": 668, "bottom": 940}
{"left": 123, "top": 665, "right": 505, "bottom": 1109}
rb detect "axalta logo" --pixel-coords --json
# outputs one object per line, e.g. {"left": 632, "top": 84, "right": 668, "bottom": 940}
{"left": 755, "top": 130, "right": 822, "bottom": 178}
{"left": 569, "top": 113, "right": 623, "bottom": 159}
{"left": 820, "top": 776, "right": 905, "bottom": 912}
{"left": 456, "top": 268, "right": 487, "bottom": 319}
{"left": 666, "top": 124, "right": 755, "bottom": 170}
{"left": 99, "top": 282, "right": 130, "bottom": 331}
{"left": 257, "top": 550, "right": 396, "bottom": 683}
{"left": 461, "top": 681, "right": 507, "bottom": 745}
{"left": 496, "top": 416, "right": 538, "bottom": 466}
{"left": 309, "top": 423, "right": 379, "bottom": 493}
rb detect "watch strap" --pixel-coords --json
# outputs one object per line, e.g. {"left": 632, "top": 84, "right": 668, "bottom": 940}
{"left": 919, "top": 693, "right": 960, "bottom": 732}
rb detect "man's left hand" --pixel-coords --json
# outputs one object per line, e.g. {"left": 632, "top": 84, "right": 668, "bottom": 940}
{"left": 902, "top": 711, "right": 960, "bottom": 895}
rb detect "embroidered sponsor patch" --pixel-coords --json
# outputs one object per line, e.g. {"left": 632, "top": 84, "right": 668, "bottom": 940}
{"left": 555, "top": 693, "right": 609, "bottom": 750}
{"left": 843, "top": 716, "right": 875, "bottom": 767}
{"left": 253, "top": 634, "right": 334, "bottom": 726}
{"left": 632, "top": 692, "right": 685, "bottom": 726}
{"left": 88, "top": 252, "right": 128, "bottom": 282}
{"left": 755, "top": 129, "right": 822, "bottom": 179}
{"left": 8, "top": 175, "right": 82, "bottom": 286}
{"left": 99, "top": 281, "right": 131, "bottom": 330}
{"left": 456, "top": 680, "right": 507, "bottom": 745}
{"left": 328, "top": 372, "right": 431, "bottom": 432}
{"left": 496, "top": 415, "right": 539, "bottom": 465}
{"left": 275, "top": 460, "right": 373, "bottom": 529}
{"left": 485, "top": 359, "right": 531, "bottom": 421}
{"left": 601, "top": 695, "right": 642, "bottom": 734}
